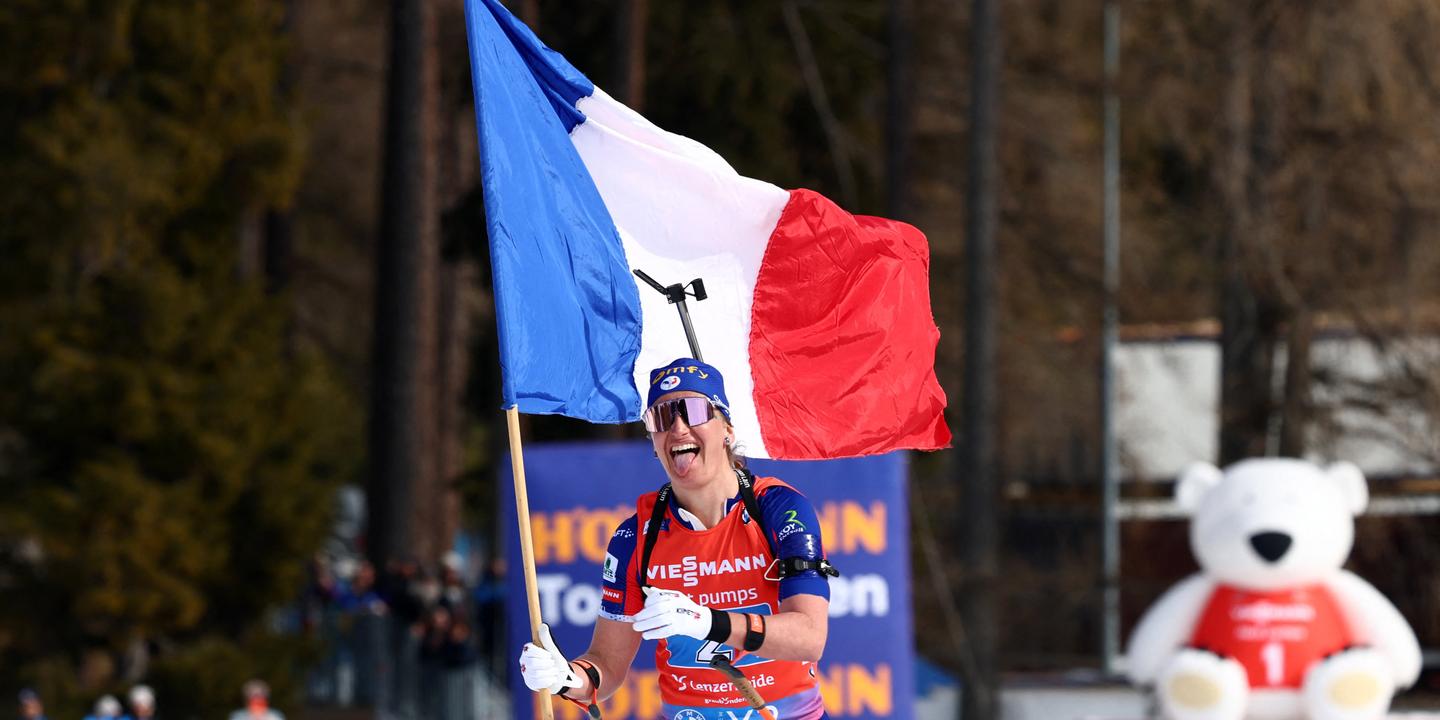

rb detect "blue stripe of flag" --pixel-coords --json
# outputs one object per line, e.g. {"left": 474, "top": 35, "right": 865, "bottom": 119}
{"left": 465, "top": 0, "right": 643, "bottom": 422}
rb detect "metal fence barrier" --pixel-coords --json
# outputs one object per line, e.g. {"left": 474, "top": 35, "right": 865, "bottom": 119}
{"left": 306, "top": 611, "right": 511, "bottom": 720}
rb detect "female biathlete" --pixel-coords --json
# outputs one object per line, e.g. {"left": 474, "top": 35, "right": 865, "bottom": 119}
{"left": 519, "top": 358, "right": 838, "bottom": 719}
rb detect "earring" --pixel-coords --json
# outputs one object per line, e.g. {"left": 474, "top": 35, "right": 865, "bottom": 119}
{"left": 724, "top": 437, "right": 732, "bottom": 446}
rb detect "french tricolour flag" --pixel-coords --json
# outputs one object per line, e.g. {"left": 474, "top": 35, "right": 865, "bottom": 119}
{"left": 465, "top": 0, "right": 949, "bottom": 460}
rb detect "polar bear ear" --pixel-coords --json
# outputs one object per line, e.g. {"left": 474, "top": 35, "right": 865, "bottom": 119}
{"left": 1326, "top": 461, "right": 1368, "bottom": 515}
{"left": 1175, "top": 462, "right": 1223, "bottom": 512}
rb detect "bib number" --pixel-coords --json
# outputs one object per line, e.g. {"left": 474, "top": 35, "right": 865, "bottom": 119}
{"left": 664, "top": 603, "right": 772, "bottom": 670}
{"left": 696, "top": 639, "right": 733, "bottom": 664}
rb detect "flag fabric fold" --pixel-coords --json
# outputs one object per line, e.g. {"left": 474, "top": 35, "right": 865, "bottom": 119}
{"left": 465, "top": 0, "right": 950, "bottom": 459}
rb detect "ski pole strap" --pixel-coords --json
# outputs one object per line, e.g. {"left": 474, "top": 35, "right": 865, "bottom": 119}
{"left": 560, "top": 659, "right": 603, "bottom": 719}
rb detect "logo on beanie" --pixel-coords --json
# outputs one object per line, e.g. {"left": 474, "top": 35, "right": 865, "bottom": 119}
{"left": 650, "top": 364, "right": 711, "bottom": 385}
{"left": 647, "top": 360, "right": 729, "bottom": 419}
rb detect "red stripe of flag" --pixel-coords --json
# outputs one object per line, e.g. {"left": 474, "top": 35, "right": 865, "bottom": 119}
{"left": 748, "top": 189, "right": 951, "bottom": 459}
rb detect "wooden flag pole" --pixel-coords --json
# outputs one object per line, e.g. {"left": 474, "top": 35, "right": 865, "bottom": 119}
{"left": 506, "top": 406, "right": 556, "bottom": 720}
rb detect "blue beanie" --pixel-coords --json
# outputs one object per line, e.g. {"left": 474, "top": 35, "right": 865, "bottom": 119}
{"left": 645, "top": 358, "right": 731, "bottom": 420}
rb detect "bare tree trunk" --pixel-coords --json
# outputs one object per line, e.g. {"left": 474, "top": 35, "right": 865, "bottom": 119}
{"left": 886, "top": 0, "right": 912, "bottom": 219}
{"left": 429, "top": 3, "right": 480, "bottom": 556}
{"left": 263, "top": 211, "right": 293, "bottom": 294}
{"left": 1278, "top": 310, "right": 1313, "bottom": 457}
{"left": 264, "top": 0, "right": 298, "bottom": 298}
{"left": 369, "top": 0, "right": 437, "bottom": 567}
{"left": 1254, "top": 15, "right": 1309, "bottom": 459}
{"left": 1392, "top": 203, "right": 1417, "bottom": 330}
{"left": 961, "top": 0, "right": 1001, "bottom": 715}
{"left": 1216, "top": 6, "right": 1272, "bottom": 465}
{"left": 238, "top": 210, "right": 264, "bottom": 280}
{"left": 783, "top": 2, "right": 858, "bottom": 207}
{"left": 412, "top": 0, "right": 446, "bottom": 564}
{"left": 907, "top": 0, "right": 971, "bottom": 683}
{"left": 435, "top": 260, "right": 474, "bottom": 549}
{"left": 615, "top": 0, "right": 648, "bottom": 110}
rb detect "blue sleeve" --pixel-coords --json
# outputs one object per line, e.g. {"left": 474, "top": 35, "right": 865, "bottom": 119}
{"left": 599, "top": 514, "right": 641, "bottom": 620}
{"left": 758, "top": 485, "right": 831, "bottom": 601}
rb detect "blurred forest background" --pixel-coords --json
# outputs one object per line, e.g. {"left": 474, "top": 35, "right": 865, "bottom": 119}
{"left": 3, "top": 0, "right": 1440, "bottom": 717}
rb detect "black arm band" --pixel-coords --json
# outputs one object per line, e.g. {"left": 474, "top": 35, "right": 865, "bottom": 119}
{"left": 706, "top": 608, "right": 732, "bottom": 643}
{"left": 742, "top": 613, "right": 766, "bottom": 652}
{"left": 776, "top": 556, "right": 840, "bottom": 578}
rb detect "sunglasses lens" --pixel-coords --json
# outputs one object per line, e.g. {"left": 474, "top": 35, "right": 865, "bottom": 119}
{"left": 680, "top": 397, "right": 714, "bottom": 427}
{"left": 643, "top": 397, "right": 716, "bottom": 432}
{"left": 643, "top": 401, "right": 672, "bottom": 432}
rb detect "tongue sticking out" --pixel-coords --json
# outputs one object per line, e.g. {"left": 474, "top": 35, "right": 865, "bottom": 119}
{"left": 673, "top": 451, "right": 697, "bottom": 476}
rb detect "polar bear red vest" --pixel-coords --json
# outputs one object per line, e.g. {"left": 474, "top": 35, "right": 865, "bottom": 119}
{"left": 1125, "top": 459, "right": 1421, "bottom": 720}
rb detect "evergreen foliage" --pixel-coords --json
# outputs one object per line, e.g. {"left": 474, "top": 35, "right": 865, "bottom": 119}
{"left": 0, "top": 0, "right": 358, "bottom": 711}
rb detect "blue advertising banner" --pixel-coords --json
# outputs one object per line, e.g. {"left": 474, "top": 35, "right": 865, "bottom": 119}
{"left": 502, "top": 441, "right": 913, "bottom": 719}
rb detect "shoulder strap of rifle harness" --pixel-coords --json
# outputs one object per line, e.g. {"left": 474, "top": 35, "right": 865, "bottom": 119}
{"left": 638, "top": 467, "right": 838, "bottom": 588}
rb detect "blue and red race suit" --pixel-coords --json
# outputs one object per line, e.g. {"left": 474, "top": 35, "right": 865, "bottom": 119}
{"left": 600, "top": 476, "right": 831, "bottom": 720}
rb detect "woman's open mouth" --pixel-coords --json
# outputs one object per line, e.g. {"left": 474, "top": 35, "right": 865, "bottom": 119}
{"left": 669, "top": 443, "right": 700, "bottom": 475}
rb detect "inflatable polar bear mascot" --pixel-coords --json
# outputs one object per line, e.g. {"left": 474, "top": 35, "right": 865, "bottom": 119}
{"left": 1126, "top": 458, "right": 1421, "bottom": 720}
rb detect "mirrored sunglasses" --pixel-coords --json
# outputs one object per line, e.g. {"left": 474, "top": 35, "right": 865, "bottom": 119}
{"left": 643, "top": 397, "right": 720, "bottom": 433}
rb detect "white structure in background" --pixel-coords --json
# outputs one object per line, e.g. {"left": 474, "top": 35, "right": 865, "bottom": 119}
{"left": 1116, "top": 332, "right": 1440, "bottom": 482}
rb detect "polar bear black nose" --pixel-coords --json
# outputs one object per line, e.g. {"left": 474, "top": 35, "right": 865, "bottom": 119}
{"left": 1250, "top": 531, "right": 1292, "bottom": 563}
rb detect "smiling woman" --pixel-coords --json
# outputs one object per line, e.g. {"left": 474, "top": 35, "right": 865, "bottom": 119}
{"left": 516, "top": 358, "right": 840, "bottom": 720}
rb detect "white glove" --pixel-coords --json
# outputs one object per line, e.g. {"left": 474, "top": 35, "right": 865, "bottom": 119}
{"left": 633, "top": 587, "right": 714, "bottom": 641}
{"left": 518, "top": 623, "right": 581, "bottom": 694}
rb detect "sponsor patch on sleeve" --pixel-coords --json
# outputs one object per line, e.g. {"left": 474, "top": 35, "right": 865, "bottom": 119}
{"left": 602, "top": 586, "right": 624, "bottom": 604}
{"left": 602, "top": 552, "right": 619, "bottom": 583}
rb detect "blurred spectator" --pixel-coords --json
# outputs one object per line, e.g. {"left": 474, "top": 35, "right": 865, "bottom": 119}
{"left": 438, "top": 552, "right": 469, "bottom": 615}
{"left": 336, "top": 560, "right": 385, "bottom": 616}
{"left": 416, "top": 605, "right": 454, "bottom": 720}
{"left": 332, "top": 556, "right": 358, "bottom": 586}
{"left": 412, "top": 566, "right": 441, "bottom": 611}
{"left": 18, "top": 689, "right": 47, "bottom": 720}
{"left": 298, "top": 551, "right": 513, "bottom": 720}
{"left": 228, "top": 680, "right": 284, "bottom": 720}
{"left": 443, "top": 617, "right": 479, "bottom": 670}
{"left": 472, "top": 555, "right": 505, "bottom": 675}
{"left": 304, "top": 556, "right": 343, "bottom": 703}
{"left": 334, "top": 559, "right": 387, "bottom": 707}
{"left": 127, "top": 686, "right": 155, "bottom": 720}
{"left": 418, "top": 605, "right": 454, "bottom": 668}
{"left": 374, "top": 558, "right": 426, "bottom": 717}
{"left": 379, "top": 559, "right": 424, "bottom": 629}
{"left": 303, "top": 555, "right": 338, "bottom": 633}
{"left": 84, "top": 695, "right": 128, "bottom": 720}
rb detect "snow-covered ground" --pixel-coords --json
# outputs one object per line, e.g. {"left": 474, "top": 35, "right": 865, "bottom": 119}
{"left": 917, "top": 682, "right": 1440, "bottom": 720}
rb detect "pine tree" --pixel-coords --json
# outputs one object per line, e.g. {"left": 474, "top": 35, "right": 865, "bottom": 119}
{"left": 0, "top": 0, "right": 359, "bottom": 712}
